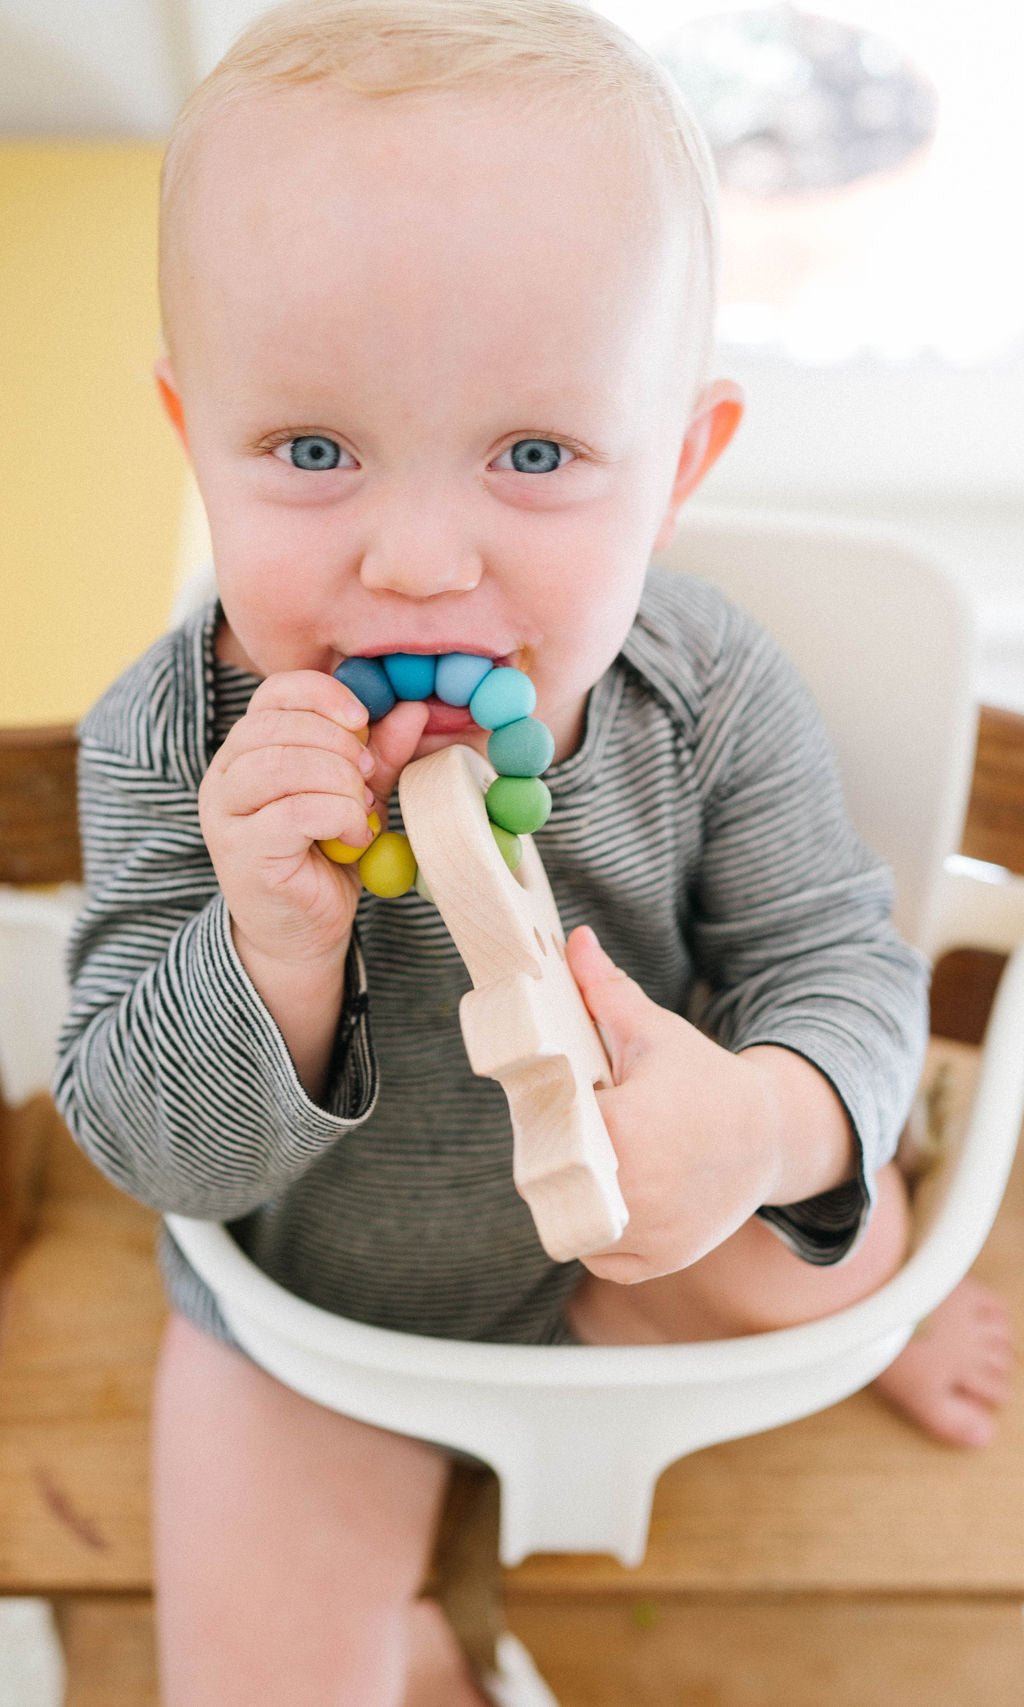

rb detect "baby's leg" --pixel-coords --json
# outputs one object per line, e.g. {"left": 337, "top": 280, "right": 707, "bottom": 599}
{"left": 567, "top": 1163, "right": 1013, "bottom": 1447}
{"left": 152, "top": 1313, "right": 488, "bottom": 1707}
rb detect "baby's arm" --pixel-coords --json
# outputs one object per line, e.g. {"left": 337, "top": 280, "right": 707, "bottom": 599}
{"left": 565, "top": 609, "right": 928, "bottom": 1284}
{"left": 565, "top": 926, "right": 861, "bottom": 1282}
{"left": 54, "top": 642, "right": 423, "bottom": 1218}
{"left": 197, "top": 670, "right": 424, "bottom": 1097}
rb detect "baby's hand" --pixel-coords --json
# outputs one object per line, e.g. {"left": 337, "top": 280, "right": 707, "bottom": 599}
{"left": 565, "top": 926, "right": 783, "bottom": 1284}
{"left": 199, "top": 671, "right": 428, "bottom": 971}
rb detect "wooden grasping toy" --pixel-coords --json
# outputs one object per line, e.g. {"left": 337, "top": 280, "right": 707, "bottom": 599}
{"left": 318, "top": 652, "right": 629, "bottom": 1263}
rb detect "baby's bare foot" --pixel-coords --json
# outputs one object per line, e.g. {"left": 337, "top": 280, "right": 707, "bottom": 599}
{"left": 871, "top": 1277, "right": 1014, "bottom": 1447}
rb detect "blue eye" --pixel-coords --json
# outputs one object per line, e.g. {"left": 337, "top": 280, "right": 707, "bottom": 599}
{"left": 497, "top": 439, "right": 573, "bottom": 474}
{"left": 273, "top": 435, "right": 343, "bottom": 470}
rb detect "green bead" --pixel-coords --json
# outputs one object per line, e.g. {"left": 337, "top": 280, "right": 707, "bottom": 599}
{"left": 358, "top": 831, "right": 418, "bottom": 897}
{"left": 486, "top": 716, "right": 555, "bottom": 778}
{"left": 484, "top": 775, "right": 551, "bottom": 835}
{"left": 490, "top": 822, "right": 522, "bottom": 872}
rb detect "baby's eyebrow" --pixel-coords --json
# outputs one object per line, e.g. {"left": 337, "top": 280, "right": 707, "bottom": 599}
{"left": 245, "top": 420, "right": 622, "bottom": 462}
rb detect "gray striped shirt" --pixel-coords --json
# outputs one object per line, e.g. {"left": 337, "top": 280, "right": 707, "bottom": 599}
{"left": 54, "top": 568, "right": 929, "bottom": 1348}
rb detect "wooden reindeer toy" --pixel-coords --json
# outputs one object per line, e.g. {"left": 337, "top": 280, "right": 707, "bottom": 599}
{"left": 318, "top": 652, "right": 629, "bottom": 1263}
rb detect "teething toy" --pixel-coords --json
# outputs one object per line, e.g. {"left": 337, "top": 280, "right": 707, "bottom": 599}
{"left": 320, "top": 655, "right": 554, "bottom": 896}
{"left": 399, "top": 743, "right": 628, "bottom": 1263}
{"left": 317, "top": 650, "right": 626, "bottom": 1260}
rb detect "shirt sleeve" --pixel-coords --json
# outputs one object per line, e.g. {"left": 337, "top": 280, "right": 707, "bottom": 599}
{"left": 687, "top": 605, "right": 930, "bottom": 1264}
{"left": 53, "top": 720, "right": 378, "bottom": 1222}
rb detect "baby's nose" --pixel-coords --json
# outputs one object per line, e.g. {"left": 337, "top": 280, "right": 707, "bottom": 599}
{"left": 359, "top": 507, "right": 482, "bottom": 598}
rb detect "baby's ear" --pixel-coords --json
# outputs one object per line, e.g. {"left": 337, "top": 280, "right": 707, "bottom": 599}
{"left": 154, "top": 354, "right": 189, "bottom": 455}
{"left": 653, "top": 379, "right": 744, "bottom": 551}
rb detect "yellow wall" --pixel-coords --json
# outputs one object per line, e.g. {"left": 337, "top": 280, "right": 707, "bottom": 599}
{"left": 1, "top": 143, "right": 188, "bottom": 726}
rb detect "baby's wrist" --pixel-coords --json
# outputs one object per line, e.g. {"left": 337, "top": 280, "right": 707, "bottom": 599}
{"left": 741, "top": 1044, "right": 858, "bottom": 1206}
{"left": 231, "top": 921, "right": 351, "bottom": 993}
{"left": 231, "top": 922, "right": 352, "bottom": 1102}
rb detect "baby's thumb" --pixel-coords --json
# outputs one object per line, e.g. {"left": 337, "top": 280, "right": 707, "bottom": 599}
{"left": 566, "top": 925, "right": 662, "bottom": 1085}
{"left": 367, "top": 700, "right": 431, "bottom": 808}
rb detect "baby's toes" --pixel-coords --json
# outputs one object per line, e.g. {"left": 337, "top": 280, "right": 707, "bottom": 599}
{"left": 932, "top": 1390, "right": 997, "bottom": 1449}
{"left": 968, "top": 1280, "right": 1012, "bottom": 1332}
{"left": 981, "top": 1332, "right": 1014, "bottom": 1375}
{"left": 958, "top": 1363, "right": 1011, "bottom": 1409}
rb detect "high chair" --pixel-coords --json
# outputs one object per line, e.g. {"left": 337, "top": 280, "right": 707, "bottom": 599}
{"left": 1, "top": 509, "right": 1022, "bottom": 1701}
{"left": 156, "top": 507, "right": 1024, "bottom": 1568}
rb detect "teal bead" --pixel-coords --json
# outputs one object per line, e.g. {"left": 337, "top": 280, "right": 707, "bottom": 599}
{"left": 469, "top": 667, "right": 536, "bottom": 731}
{"left": 485, "top": 774, "right": 551, "bottom": 835}
{"left": 486, "top": 716, "right": 554, "bottom": 778}
{"left": 435, "top": 652, "right": 494, "bottom": 707}
{"left": 382, "top": 653, "right": 437, "bottom": 700}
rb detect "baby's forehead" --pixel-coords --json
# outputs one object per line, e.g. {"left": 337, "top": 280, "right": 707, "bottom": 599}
{"left": 177, "top": 77, "right": 677, "bottom": 263}
{"left": 164, "top": 80, "right": 698, "bottom": 406}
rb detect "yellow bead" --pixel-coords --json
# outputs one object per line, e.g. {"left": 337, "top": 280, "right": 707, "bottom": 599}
{"left": 319, "top": 809, "right": 381, "bottom": 864}
{"left": 358, "top": 830, "right": 418, "bottom": 897}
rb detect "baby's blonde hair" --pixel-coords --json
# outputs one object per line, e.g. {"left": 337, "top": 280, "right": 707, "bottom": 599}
{"left": 160, "top": 0, "right": 719, "bottom": 401}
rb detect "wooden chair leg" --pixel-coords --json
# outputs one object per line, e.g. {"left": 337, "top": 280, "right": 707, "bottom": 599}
{"left": 430, "top": 1460, "right": 505, "bottom": 1679}
{"left": 0, "top": 1095, "right": 53, "bottom": 1281}
{"left": 52, "top": 1597, "right": 159, "bottom": 1707}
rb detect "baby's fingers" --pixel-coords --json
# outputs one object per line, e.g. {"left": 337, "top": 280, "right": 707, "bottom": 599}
{"left": 246, "top": 669, "right": 370, "bottom": 738}
{"left": 254, "top": 790, "right": 377, "bottom": 860}
{"left": 216, "top": 707, "right": 374, "bottom": 778}
{"left": 215, "top": 745, "right": 373, "bottom": 833}
{"left": 366, "top": 700, "right": 431, "bottom": 805}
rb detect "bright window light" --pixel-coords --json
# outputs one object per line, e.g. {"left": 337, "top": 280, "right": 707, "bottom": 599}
{"left": 597, "top": 1, "right": 1024, "bottom": 366}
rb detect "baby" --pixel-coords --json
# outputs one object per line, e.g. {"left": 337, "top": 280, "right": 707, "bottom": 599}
{"left": 55, "top": 1, "right": 1012, "bottom": 1702}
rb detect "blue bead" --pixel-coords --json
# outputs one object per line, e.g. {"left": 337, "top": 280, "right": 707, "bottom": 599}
{"left": 469, "top": 667, "right": 536, "bottom": 730}
{"left": 435, "top": 653, "right": 494, "bottom": 707}
{"left": 332, "top": 657, "right": 396, "bottom": 722}
{"left": 382, "top": 653, "right": 437, "bottom": 700}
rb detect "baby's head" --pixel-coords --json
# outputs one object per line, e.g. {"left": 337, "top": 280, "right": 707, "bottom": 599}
{"left": 157, "top": 0, "right": 742, "bottom": 761}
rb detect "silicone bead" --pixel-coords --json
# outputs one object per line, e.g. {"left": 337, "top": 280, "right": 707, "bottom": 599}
{"left": 486, "top": 716, "right": 554, "bottom": 778}
{"left": 469, "top": 666, "right": 536, "bottom": 730}
{"left": 490, "top": 822, "right": 523, "bottom": 872}
{"left": 434, "top": 652, "right": 494, "bottom": 707}
{"left": 333, "top": 657, "right": 396, "bottom": 722}
{"left": 319, "top": 809, "right": 382, "bottom": 865}
{"left": 485, "top": 775, "right": 551, "bottom": 835}
{"left": 358, "top": 830, "right": 418, "bottom": 897}
{"left": 382, "top": 653, "right": 437, "bottom": 700}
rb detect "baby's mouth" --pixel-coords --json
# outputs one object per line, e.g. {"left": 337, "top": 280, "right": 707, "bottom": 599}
{"left": 420, "top": 698, "right": 477, "bottom": 735}
{"left": 332, "top": 645, "right": 534, "bottom": 691}
{"left": 328, "top": 644, "right": 539, "bottom": 747}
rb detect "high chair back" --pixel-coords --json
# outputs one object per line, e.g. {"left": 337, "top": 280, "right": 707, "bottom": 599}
{"left": 164, "top": 507, "right": 1024, "bottom": 1566}
{"left": 664, "top": 507, "right": 979, "bottom": 954}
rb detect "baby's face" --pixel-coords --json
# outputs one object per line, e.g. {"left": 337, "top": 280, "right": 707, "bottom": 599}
{"left": 164, "top": 84, "right": 705, "bottom": 761}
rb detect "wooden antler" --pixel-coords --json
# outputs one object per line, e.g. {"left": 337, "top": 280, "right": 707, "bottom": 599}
{"left": 399, "top": 744, "right": 628, "bottom": 1263}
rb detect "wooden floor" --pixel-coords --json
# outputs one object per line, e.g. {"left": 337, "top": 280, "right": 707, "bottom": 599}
{"left": 1, "top": 1051, "right": 1022, "bottom": 1703}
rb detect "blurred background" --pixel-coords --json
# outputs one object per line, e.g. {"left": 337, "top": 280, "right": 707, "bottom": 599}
{"left": 2, "top": 0, "right": 1022, "bottom": 726}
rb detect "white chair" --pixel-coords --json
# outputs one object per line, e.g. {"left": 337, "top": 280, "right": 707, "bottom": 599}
{"left": 8, "top": 508, "right": 1024, "bottom": 1568}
